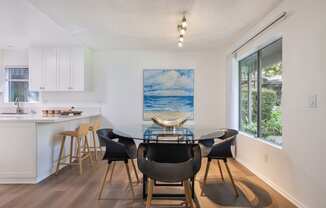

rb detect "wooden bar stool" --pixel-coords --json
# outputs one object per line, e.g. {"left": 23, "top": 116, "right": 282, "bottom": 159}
{"left": 88, "top": 119, "right": 103, "bottom": 161}
{"left": 55, "top": 123, "right": 93, "bottom": 176}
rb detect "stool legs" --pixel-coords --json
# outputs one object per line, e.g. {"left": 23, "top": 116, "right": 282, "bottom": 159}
{"left": 55, "top": 135, "right": 66, "bottom": 175}
{"left": 76, "top": 137, "right": 83, "bottom": 176}
{"left": 90, "top": 129, "right": 103, "bottom": 161}
{"left": 92, "top": 131, "right": 98, "bottom": 161}
{"left": 84, "top": 135, "right": 93, "bottom": 165}
{"left": 69, "top": 136, "right": 74, "bottom": 164}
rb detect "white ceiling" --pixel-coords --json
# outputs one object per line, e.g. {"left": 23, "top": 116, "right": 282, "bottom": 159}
{"left": 0, "top": 0, "right": 80, "bottom": 49}
{"left": 0, "top": 0, "right": 283, "bottom": 50}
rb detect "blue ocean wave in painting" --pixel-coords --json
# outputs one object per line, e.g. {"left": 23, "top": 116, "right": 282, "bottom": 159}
{"left": 144, "top": 96, "right": 194, "bottom": 112}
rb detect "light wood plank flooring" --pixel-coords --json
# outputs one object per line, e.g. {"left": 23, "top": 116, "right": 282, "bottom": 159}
{"left": 0, "top": 159, "right": 296, "bottom": 208}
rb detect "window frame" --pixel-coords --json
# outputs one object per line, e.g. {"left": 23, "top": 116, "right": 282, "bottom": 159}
{"left": 4, "top": 66, "right": 40, "bottom": 103}
{"left": 238, "top": 38, "right": 282, "bottom": 143}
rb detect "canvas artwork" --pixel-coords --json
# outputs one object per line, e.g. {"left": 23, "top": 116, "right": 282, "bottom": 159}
{"left": 143, "top": 69, "right": 194, "bottom": 120}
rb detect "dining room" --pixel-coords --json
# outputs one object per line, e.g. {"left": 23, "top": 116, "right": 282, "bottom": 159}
{"left": 0, "top": 0, "right": 325, "bottom": 208}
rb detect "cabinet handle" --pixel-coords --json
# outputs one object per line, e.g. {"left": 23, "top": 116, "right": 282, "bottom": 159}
{"left": 68, "top": 86, "right": 73, "bottom": 90}
{"left": 40, "top": 87, "right": 45, "bottom": 90}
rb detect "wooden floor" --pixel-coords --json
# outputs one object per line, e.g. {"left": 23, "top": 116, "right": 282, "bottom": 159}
{"left": 0, "top": 159, "right": 296, "bottom": 208}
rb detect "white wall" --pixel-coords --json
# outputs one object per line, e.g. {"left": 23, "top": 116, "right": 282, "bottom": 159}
{"left": 226, "top": 0, "right": 326, "bottom": 207}
{"left": 93, "top": 50, "right": 226, "bottom": 129}
{"left": 2, "top": 49, "right": 28, "bottom": 66}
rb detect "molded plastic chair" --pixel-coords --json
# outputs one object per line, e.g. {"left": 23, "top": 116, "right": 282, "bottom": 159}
{"left": 96, "top": 128, "right": 139, "bottom": 199}
{"left": 199, "top": 129, "right": 239, "bottom": 197}
{"left": 137, "top": 143, "right": 201, "bottom": 208}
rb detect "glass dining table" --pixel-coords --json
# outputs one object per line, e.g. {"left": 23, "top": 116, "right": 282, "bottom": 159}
{"left": 113, "top": 125, "right": 226, "bottom": 199}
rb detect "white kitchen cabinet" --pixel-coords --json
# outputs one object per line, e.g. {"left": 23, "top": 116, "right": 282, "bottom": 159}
{"left": 57, "top": 48, "right": 71, "bottom": 90}
{"left": 43, "top": 48, "right": 58, "bottom": 91}
{"left": 70, "top": 48, "right": 85, "bottom": 91}
{"left": 29, "top": 47, "right": 86, "bottom": 92}
{"left": 29, "top": 48, "right": 46, "bottom": 91}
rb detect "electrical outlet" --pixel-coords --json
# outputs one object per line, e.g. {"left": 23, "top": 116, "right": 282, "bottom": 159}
{"left": 308, "top": 94, "right": 318, "bottom": 108}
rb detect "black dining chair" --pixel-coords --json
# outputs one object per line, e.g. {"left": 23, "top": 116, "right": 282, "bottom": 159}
{"left": 96, "top": 128, "right": 139, "bottom": 199}
{"left": 198, "top": 129, "right": 239, "bottom": 197}
{"left": 137, "top": 143, "right": 201, "bottom": 208}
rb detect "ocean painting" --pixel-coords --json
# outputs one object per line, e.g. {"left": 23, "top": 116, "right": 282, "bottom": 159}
{"left": 143, "top": 69, "right": 194, "bottom": 120}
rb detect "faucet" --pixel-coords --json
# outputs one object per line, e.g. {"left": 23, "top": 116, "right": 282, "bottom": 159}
{"left": 14, "top": 96, "right": 24, "bottom": 114}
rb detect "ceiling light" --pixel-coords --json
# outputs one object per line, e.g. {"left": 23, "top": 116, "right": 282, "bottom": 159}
{"left": 177, "top": 24, "right": 187, "bottom": 35}
{"left": 180, "top": 27, "right": 186, "bottom": 35}
{"left": 181, "top": 16, "right": 187, "bottom": 28}
{"left": 177, "top": 14, "right": 188, "bottom": 47}
{"left": 179, "top": 35, "right": 184, "bottom": 42}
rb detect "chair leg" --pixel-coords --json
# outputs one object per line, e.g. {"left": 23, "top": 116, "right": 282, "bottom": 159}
{"left": 98, "top": 135, "right": 104, "bottom": 157}
{"left": 184, "top": 180, "right": 194, "bottom": 208}
{"left": 216, "top": 160, "right": 224, "bottom": 181}
{"left": 98, "top": 164, "right": 111, "bottom": 200}
{"left": 109, "top": 162, "right": 116, "bottom": 182}
{"left": 203, "top": 158, "right": 211, "bottom": 184}
{"left": 55, "top": 135, "right": 66, "bottom": 175}
{"left": 183, "top": 180, "right": 190, "bottom": 207}
{"left": 146, "top": 178, "right": 154, "bottom": 208}
{"left": 131, "top": 159, "right": 140, "bottom": 183}
{"left": 76, "top": 137, "right": 83, "bottom": 176}
{"left": 69, "top": 136, "right": 74, "bottom": 164}
{"left": 224, "top": 160, "right": 239, "bottom": 197}
{"left": 124, "top": 161, "right": 135, "bottom": 198}
{"left": 92, "top": 130, "right": 98, "bottom": 161}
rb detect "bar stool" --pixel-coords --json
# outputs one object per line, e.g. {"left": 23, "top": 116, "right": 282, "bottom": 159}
{"left": 55, "top": 123, "right": 93, "bottom": 176}
{"left": 89, "top": 119, "right": 103, "bottom": 161}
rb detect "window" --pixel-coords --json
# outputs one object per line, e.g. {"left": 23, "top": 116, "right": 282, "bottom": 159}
{"left": 4, "top": 67, "right": 39, "bottom": 103}
{"left": 239, "top": 39, "right": 282, "bottom": 146}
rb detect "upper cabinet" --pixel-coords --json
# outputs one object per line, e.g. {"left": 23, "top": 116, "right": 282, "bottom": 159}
{"left": 29, "top": 47, "right": 87, "bottom": 91}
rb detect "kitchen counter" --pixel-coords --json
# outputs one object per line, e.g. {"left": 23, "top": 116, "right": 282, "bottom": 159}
{"left": 0, "top": 113, "right": 100, "bottom": 123}
{"left": 0, "top": 113, "right": 101, "bottom": 184}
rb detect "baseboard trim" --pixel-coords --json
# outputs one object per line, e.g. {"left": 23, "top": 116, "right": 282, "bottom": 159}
{"left": 236, "top": 158, "right": 306, "bottom": 208}
{"left": 0, "top": 178, "right": 38, "bottom": 184}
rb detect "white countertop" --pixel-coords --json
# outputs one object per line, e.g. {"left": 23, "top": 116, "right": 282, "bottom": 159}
{"left": 0, "top": 113, "right": 100, "bottom": 123}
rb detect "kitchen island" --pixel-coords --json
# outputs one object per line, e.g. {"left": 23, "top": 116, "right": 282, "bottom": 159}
{"left": 0, "top": 113, "right": 100, "bottom": 184}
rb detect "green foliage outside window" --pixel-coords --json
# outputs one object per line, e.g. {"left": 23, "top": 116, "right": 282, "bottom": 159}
{"left": 240, "top": 88, "right": 282, "bottom": 138}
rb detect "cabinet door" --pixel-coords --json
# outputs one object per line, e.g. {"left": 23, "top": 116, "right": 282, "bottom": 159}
{"left": 57, "top": 48, "right": 71, "bottom": 90}
{"left": 70, "top": 48, "right": 84, "bottom": 91}
{"left": 43, "top": 48, "right": 58, "bottom": 91}
{"left": 28, "top": 48, "right": 44, "bottom": 91}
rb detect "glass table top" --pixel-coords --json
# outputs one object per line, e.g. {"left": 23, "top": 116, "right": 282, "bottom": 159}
{"left": 113, "top": 125, "right": 226, "bottom": 142}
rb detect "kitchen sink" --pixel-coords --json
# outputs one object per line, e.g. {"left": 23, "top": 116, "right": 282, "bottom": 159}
{"left": 0, "top": 112, "right": 30, "bottom": 117}
{"left": 0, "top": 112, "right": 28, "bottom": 115}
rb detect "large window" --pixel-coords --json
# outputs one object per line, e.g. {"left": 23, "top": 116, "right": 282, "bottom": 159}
{"left": 239, "top": 39, "right": 282, "bottom": 146}
{"left": 4, "top": 67, "right": 39, "bottom": 103}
